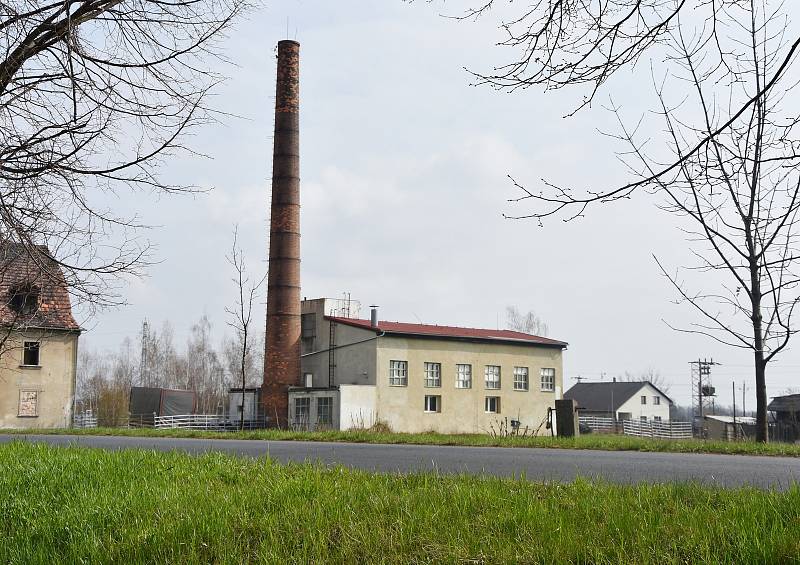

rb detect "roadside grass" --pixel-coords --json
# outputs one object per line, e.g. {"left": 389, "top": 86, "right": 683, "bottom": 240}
{"left": 5, "top": 425, "right": 800, "bottom": 457}
{"left": 1, "top": 442, "right": 799, "bottom": 564}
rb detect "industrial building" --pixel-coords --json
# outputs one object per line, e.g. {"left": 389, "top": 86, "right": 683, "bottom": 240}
{"left": 257, "top": 41, "right": 568, "bottom": 434}
{"left": 286, "top": 298, "right": 567, "bottom": 434}
{"left": 0, "top": 242, "right": 81, "bottom": 428}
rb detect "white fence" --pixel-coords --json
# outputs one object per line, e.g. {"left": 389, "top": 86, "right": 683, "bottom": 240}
{"left": 153, "top": 414, "right": 226, "bottom": 430}
{"left": 73, "top": 412, "right": 97, "bottom": 428}
{"left": 579, "top": 416, "right": 616, "bottom": 433}
{"left": 623, "top": 419, "right": 692, "bottom": 439}
{"left": 579, "top": 416, "right": 693, "bottom": 439}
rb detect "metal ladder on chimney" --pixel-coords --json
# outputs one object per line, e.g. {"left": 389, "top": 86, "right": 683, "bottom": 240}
{"left": 328, "top": 318, "right": 336, "bottom": 387}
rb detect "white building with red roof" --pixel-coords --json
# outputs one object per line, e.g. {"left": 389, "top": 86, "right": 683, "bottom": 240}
{"left": 289, "top": 297, "right": 567, "bottom": 434}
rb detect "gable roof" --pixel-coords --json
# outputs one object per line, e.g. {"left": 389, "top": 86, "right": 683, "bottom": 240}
{"left": 564, "top": 381, "right": 673, "bottom": 412}
{"left": 326, "top": 316, "right": 567, "bottom": 347}
{"left": 768, "top": 394, "right": 800, "bottom": 412}
{"left": 0, "top": 242, "right": 80, "bottom": 331}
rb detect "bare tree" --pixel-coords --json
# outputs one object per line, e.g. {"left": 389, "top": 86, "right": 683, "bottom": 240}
{"left": 454, "top": 1, "right": 799, "bottom": 442}
{"left": 505, "top": 305, "right": 548, "bottom": 336}
{"left": 225, "top": 226, "right": 264, "bottom": 430}
{"left": 0, "top": 0, "right": 247, "bottom": 317}
{"left": 622, "top": 368, "right": 670, "bottom": 395}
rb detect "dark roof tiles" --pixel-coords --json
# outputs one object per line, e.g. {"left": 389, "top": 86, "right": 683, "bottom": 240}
{"left": 564, "top": 381, "right": 673, "bottom": 412}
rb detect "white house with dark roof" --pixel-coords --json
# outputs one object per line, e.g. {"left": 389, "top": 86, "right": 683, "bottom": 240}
{"left": 564, "top": 381, "right": 673, "bottom": 422}
{"left": 288, "top": 297, "right": 568, "bottom": 434}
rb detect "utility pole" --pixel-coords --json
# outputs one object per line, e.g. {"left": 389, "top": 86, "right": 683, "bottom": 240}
{"left": 140, "top": 319, "right": 150, "bottom": 387}
{"left": 732, "top": 381, "right": 737, "bottom": 441}
{"left": 742, "top": 381, "right": 747, "bottom": 416}
{"left": 690, "top": 358, "right": 719, "bottom": 438}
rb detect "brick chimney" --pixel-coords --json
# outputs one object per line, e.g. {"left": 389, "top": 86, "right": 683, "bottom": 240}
{"left": 262, "top": 40, "right": 301, "bottom": 427}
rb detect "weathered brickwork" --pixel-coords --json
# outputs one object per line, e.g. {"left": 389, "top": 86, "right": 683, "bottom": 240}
{"left": 263, "top": 40, "right": 301, "bottom": 428}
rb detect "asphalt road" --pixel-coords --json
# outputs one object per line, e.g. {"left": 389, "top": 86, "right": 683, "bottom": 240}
{"left": 3, "top": 433, "right": 799, "bottom": 490}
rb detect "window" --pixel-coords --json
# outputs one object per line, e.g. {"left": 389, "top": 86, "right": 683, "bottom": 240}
{"left": 22, "top": 341, "right": 40, "bottom": 366}
{"left": 18, "top": 390, "right": 38, "bottom": 417}
{"left": 653, "top": 416, "right": 662, "bottom": 422}
{"left": 294, "top": 397, "right": 310, "bottom": 424}
{"left": 641, "top": 395, "right": 647, "bottom": 405}
{"left": 316, "top": 397, "right": 333, "bottom": 425}
{"left": 653, "top": 396, "right": 661, "bottom": 405}
{"left": 301, "top": 313, "right": 316, "bottom": 339}
{"left": 389, "top": 360, "right": 408, "bottom": 386}
{"left": 485, "top": 365, "right": 501, "bottom": 389}
{"left": 513, "top": 367, "right": 529, "bottom": 391}
{"left": 424, "top": 362, "right": 441, "bottom": 388}
{"left": 485, "top": 396, "right": 500, "bottom": 414}
{"left": 456, "top": 364, "right": 472, "bottom": 389}
{"left": 424, "top": 395, "right": 441, "bottom": 413}
{"left": 8, "top": 283, "right": 39, "bottom": 316}
{"left": 640, "top": 416, "right": 648, "bottom": 422}
{"left": 540, "top": 368, "right": 555, "bottom": 392}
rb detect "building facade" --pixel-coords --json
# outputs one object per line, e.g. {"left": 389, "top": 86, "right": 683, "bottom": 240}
{"left": 289, "top": 298, "right": 567, "bottom": 434}
{"left": 0, "top": 243, "right": 80, "bottom": 429}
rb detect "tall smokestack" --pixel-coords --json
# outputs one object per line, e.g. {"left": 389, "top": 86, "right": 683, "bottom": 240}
{"left": 262, "top": 40, "right": 301, "bottom": 427}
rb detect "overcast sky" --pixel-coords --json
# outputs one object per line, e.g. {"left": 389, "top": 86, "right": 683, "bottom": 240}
{"left": 80, "top": 1, "right": 800, "bottom": 409}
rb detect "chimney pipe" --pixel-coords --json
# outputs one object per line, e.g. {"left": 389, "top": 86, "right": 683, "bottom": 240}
{"left": 262, "top": 40, "right": 301, "bottom": 428}
{"left": 370, "top": 305, "right": 379, "bottom": 329}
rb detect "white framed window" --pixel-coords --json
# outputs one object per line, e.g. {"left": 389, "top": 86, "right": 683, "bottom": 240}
{"left": 540, "top": 368, "right": 555, "bottom": 392}
{"left": 640, "top": 416, "right": 648, "bottom": 422}
{"left": 424, "top": 395, "right": 441, "bottom": 413}
{"left": 641, "top": 395, "right": 647, "bottom": 405}
{"left": 18, "top": 390, "right": 38, "bottom": 417}
{"left": 653, "top": 396, "right": 661, "bottom": 405}
{"left": 653, "top": 416, "right": 662, "bottom": 422}
{"left": 485, "top": 365, "right": 501, "bottom": 389}
{"left": 485, "top": 396, "right": 500, "bottom": 414}
{"left": 513, "top": 367, "right": 529, "bottom": 391}
{"left": 316, "top": 397, "right": 333, "bottom": 425}
{"left": 456, "top": 364, "right": 472, "bottom": 389}
{"left": 424, "top": 362, "right": 441, "bottom": 388}
{"left": 294, "top": 397, "right": 310, "bottom": 423}
{"left": 22, "top": 341, "right": 40, "bottom": 366}
{"left": 389, "top": 360, "right": 408, "bottom": 386}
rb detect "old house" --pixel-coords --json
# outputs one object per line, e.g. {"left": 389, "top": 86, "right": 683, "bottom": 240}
{"left": 287, "top": 298, "right": 568, "bottom": 434}
{"left": 564, "top": 381, "right": 673, "bottom": 422}
{"left": 0, "top": 243, "right": 80, "bottom": 428}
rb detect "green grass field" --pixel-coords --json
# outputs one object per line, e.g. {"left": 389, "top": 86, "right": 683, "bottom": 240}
{"left": 1, "top": 441, "right": 798, "bottom": 564}
{"left": 7, "top": 425, "right": 800, "bottom": 457}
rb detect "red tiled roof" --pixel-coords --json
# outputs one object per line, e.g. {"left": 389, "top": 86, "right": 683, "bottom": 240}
{"left": 326, "top": 316, "right": 567, "bottom": 347}
{"left": 0, "top": 242, "right": 80, "bottom": 331}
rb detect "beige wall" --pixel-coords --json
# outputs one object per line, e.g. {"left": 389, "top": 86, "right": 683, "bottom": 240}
{"left": 0, "top": 330, "right": 79, "bottom": 429}
{"left": 375, "top": 336, "right": 564, "bottom": 434}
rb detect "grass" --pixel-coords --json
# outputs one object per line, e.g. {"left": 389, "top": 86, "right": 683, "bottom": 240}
{"left": 6, "top": 425, "right": 800, "bottom": 457}
{"left": 1, "top": 442, "right": 799, "bottom": 564}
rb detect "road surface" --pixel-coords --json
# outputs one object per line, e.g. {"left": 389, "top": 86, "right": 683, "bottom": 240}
{"left": 2, "top": 433, "right": 798, "bottom": 490}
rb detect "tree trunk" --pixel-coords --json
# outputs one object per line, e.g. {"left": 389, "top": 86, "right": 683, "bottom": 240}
{"left": 755, "top": 352, "right": 768, "bottom": 442}
{"left": 750, "top": 256, "right": 768, "bottom": 443}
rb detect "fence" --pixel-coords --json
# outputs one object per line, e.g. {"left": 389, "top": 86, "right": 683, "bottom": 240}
{"left": 579, "top": 416, "right": 617, "bottom": 434}
{"left": 623, "top": 419, "right": 692, "bottom": 439}
{"left": 73, "top": 412, "right": 97, "bottom": 429}
{"left": 126, "top": 413, "right": 269, "bottom": 430}
{"left": 579, "top": 416, "right": 692, "bottom": 439}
